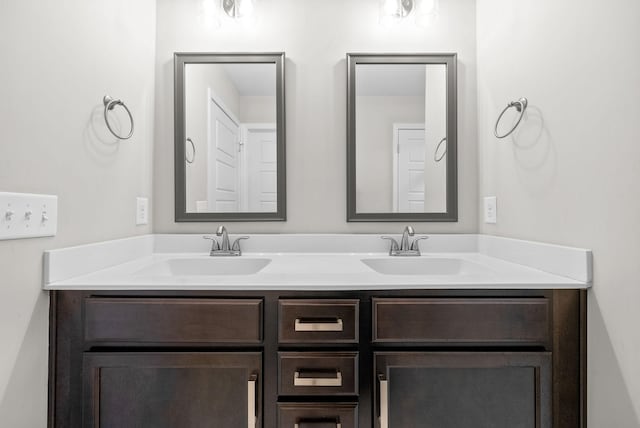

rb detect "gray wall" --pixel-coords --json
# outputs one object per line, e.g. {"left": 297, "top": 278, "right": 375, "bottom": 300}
{"left": 476, "top": 0, "right": 640, "bottom": 425}
{"left": 0, "top": 0, "right": 157, "bottom": 425}
{"left": 154, "top": 0, "right": 478, "bottom": 233}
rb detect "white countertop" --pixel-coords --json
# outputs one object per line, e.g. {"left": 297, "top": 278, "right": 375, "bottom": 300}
{"left": 43, "top": 234, "right": 592, "bottom": 291}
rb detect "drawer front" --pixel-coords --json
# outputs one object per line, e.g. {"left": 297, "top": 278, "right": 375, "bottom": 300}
{"left": 279, "top": 299, "right": 359, "bottom": 344}
{"left": 84, "top": 298, "right": 262, "bottom": 344}
{"left": 373, "top": 298, "right": 550, "bottom": 346}
{"left": 278, "top": 403, "right": 358, "bottom": 428}
{"left": 279, "top": 352, "right": 359, "bottom": 396}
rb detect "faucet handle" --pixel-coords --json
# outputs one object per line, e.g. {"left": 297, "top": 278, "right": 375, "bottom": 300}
{"left": 410, "top": 236, "right": 429, "bottom": 251}
{"left": 231, "top": 236, "right": 250, "bottom": 252}
{"left": 203, "top": 235, "right": 219, "bottom": 250}
{"left": 381, "top": 236, "right": 399, "bottom": 252}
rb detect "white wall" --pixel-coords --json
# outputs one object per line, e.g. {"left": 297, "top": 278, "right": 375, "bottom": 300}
{"left": 0, "top": 0, "right": 156, "bottom": 425}
{"left": 239, "top": 96, "right": 277, "bottom": 123}
{"left": 424, "top": 65, "right": 447, "bottom": 212}
{"left": 476, "top": 0, "right": 640, "bottom": 425}
{"left": 154, "top": 0, "right": 478, "bottom": 233}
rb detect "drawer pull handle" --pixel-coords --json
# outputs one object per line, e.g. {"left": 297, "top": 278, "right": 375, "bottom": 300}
{"left": 294, "top": 370, "right": 343, "bottom": 387}
{"left": 248, "top": 374, "right": 257, "bottom": 427}
{"left": 379, "top": 375, "right": 388, "bottom": 428}
{"left": 294, "top": 423, "right": 342, "bottom": 428}
{"left": 295, "top": 318, "right": 344, "bottom": 332}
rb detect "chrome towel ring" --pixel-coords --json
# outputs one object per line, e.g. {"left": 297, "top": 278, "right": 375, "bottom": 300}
{"left": 494, "top": 97, "right": 528, "bottom": 139}
{"left": 185, "top": 138, "right": 196, "bottom": 164}
{"left": 434, "top": 137, "right": 447, "bottom": 162}
{"left": 103, "top": 95, "right": 134, "bottom": 140}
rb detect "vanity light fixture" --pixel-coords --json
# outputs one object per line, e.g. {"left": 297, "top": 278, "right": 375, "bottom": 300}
{"left": 380, "top": 0, "right": 439, "bottom": 27}
{"left": 200, "top": 0, "right": 256, "bottom": 29}
{"left": 222, "top": 0, "right": 255, "bottom": 19}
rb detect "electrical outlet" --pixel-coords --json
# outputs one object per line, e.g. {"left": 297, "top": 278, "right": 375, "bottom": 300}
{"left": 484, "top": 196, "right": 497, "bottom": 224}
{"left": 136, "top": 197, "right": 149, "bottom": 225}
{"left": 0, "top": 192, "right": 57, "bottom": 240}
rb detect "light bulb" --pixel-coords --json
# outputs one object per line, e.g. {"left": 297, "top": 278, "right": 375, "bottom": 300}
{"left": 383, "top": 0, "right": 400, "bottom": 16}
{"left": 238, "top": 0, "right": 254, "bottom": 17}
{"left": 200, "top": 0, "right": 221, "bottom": 29}
{"left": 415, "top": 0, "right": 439, "bottom": 27}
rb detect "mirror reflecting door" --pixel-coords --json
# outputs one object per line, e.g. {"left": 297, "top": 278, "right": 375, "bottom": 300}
{"left": 347, "top": 54, "right": 457, "bottom": 222}
{"left": 175, "top": 53, "right": 286, "bottom": 221}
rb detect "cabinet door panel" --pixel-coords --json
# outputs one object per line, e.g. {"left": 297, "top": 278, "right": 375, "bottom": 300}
{"left": 83, "top": 352, "right": 261, "bottom": 428}
{"left": 375, "top": 352, "right": 551, "bottom": 428}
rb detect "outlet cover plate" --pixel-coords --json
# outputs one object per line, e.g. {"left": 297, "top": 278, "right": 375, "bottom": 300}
{"left": 136, "top": 197, "right": 149, "bottom": 225}
{"left": 484, "top": 196, "right": 497, "bottom": 224}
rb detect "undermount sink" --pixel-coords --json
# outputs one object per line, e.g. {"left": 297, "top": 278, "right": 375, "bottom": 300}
{"left": 134, "top": 257, "right": 271, "bottom": 276}
{"left": 361, "top": 257, "right": 487, "bottom": 276}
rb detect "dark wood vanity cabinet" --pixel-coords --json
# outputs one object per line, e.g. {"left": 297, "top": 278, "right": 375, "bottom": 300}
{"left": 49, "top": 290, "right": 585, "bottom": 428}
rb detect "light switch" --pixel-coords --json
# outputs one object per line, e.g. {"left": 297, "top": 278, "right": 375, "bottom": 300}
{"left": 484, "top": 196, "right": 497, "bottom": 224}
{"left": 136, "top": 197, "right": 149, "bottom": 225}
{"left": 0, "top": 192, "right": 58, "bottom": 240}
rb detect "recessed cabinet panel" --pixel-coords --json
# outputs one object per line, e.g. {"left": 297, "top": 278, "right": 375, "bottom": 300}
{"left": 375, "top": 352, "right": 551, "bottom": 428}
{"left": 373, "top": 298, "right": 550, "bottom": 346}
{"left": 83, "top": 352, "right": 261, "bottom": 428}
{"left": 279, "top": 299, "right": 359, "bottom": 344}
{"left": 84, "top": 297, "right": 263, "bottom": 344}
{"left": 278, "top": 403, "right": 358, "bottom": 428}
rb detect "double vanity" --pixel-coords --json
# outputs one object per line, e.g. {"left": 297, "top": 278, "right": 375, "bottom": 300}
{"left": 43, "top": 48, "right": 590, "bottom": 428}
{"left": 45, "top": 232, "right": 590, "bottom": 428}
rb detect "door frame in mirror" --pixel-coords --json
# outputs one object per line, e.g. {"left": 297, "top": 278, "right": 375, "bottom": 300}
{"left": 346, "top": 53, "right": 457, "bottom": 222}
{"left": 174, "top": 52, "right": 286, "bottom": 222}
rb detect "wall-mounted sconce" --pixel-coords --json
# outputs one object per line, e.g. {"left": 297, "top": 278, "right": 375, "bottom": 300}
{"left": 380, "top": 0, "right": 439, "bottom": 27}
{"left": 200, "top": 0, "right": 256, "bottom": 29}
{"left": 222, "top": 0, "right": 255, "bottom": 19}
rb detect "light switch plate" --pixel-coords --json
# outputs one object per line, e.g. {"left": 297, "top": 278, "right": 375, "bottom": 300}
{"left": 484, "top": 196, "right": 497, "bottom": 224}
{"left": 136, "top": 197, "right": 149, "bottom": 225}
{"left": 0, "top": 192, "right": 58, "bottom": 240}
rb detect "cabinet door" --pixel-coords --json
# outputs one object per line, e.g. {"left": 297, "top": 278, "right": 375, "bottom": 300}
{"left": 83, "top": 352, "right": 261, "bottom": 428}
{"left": 375, "top": 352, "right": 551, "bottom": 428}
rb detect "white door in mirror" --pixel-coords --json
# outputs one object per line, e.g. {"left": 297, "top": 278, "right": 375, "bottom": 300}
{"left": 0, "top": 192, "right": 57, "bottom": 240}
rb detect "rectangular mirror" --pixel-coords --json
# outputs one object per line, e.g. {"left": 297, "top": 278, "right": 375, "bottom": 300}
{"left": 174, "top": 53, "right": 286, "bottom": 221}
{"left": 347, "top": 53, "right": 457, "bottom": 222}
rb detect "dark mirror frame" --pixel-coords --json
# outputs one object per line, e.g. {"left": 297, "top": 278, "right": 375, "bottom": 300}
{"left": 174, "top": 52, "right": 286, "bottom": 222}
{"left": 346, "top": 53, "right": 458, "bottom": 222}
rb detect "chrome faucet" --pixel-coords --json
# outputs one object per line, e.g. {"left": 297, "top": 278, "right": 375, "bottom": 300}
{"left": 381, "top": 226, "right": 428, "bottom": 256}
{"left": 203, "top": 226, "right": 249, "bottom": 256}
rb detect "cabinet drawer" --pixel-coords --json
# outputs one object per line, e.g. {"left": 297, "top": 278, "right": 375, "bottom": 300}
{"left": 373, "top": 298, "right": 550, "bottom": 346}
{"left": 279, "top": 299, "right": 359, "bottom": 344}
{"left": 278, "top": 403, "right": 358, "bottom": 428}
{"left": 84, "top": 298, "right": 262, "bottom": 344}
{"left": 279, "top": 352, "right": 359, "bottom": 396}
